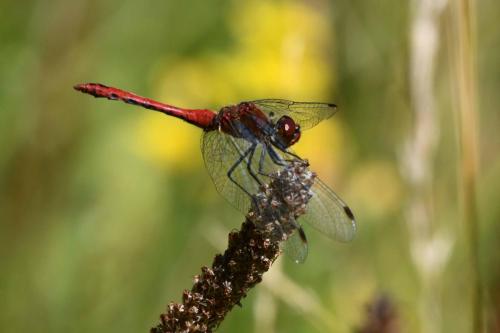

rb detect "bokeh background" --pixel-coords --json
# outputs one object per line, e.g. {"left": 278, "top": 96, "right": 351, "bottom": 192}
{"left": 1, "top": 0, "right": 499, "bottom": 332}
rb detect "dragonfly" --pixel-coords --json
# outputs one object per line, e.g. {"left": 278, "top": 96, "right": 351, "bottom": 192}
{"left": 74, "top": 83, "right": 356, "bottom": 262}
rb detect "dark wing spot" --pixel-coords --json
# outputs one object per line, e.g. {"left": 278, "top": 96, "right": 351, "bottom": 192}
{"left": 269, "top": 111, "right": 275, "bottom": 117}
{"left": 343, "top": 206, "right": 355, "bottom": 221}
{"left": 298, "top": 226, "right": 308, "bottom": 244}
{"left": 109, "top": 93, "right": 118, "bottom": 100}
{"left": 327, "top": 103, "right": 337, "bottom": 108}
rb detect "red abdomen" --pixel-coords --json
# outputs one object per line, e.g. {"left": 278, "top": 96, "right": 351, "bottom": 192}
{"left": 74, "top": 83, "right": 217, "bottom": 130}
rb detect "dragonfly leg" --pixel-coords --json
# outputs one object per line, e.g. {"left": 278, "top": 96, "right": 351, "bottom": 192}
{"left": 256, "top": 145, "right": 271, "bottom": 177}
{"left": 266, "top": 145, "right": 288, "bottom": 167}
{"left": 227, "top": 144, "right": 262, "bottom": 200}
{"left": 274, "top": 146, "right": 303, "bottom": 162}
{"left": 245, "top": 144, "right": 263, "bottom": 186}
{"left": 227, "top": 145, "right": 255, "bottom": 198}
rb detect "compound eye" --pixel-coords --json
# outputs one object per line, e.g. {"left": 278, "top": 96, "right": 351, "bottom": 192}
{"left": 276, "top": 116, "right": 301, "bottom": 147}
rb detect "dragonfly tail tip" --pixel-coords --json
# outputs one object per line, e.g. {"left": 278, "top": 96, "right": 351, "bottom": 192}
{"left": 73, "top": 83, "right": 87, "bottom": 92}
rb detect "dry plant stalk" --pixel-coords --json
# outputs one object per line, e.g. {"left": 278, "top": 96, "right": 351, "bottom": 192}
{"left": 150, "top": 160, "right": 315, "bottom": 333}
{"left": 449, "top": 0, "right": 482, "bottom": 331}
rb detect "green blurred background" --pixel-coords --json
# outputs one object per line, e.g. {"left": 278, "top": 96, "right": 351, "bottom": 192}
{"left": 1, "top": 0, "right": 499, "bottom": 332}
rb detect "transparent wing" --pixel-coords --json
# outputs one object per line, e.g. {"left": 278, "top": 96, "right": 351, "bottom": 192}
{"left": 201, "top": 130, "right": 281, "bottom": 214}
{"left": 251, "top": 99, "right": 338, "bottom": 130}
{"left": 202, "top": 123, "right": 355, "bottom": 246}
{"left": 299, "top": 177, "right": 357, "bottom": 242}
{"left": 201, "top": 131, "right": 253, "bottom": 214}
{"left": 282, "top": 227, "right": 308, "bottom": 264}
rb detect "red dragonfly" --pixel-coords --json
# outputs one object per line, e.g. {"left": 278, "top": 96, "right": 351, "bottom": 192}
{"left": 74, "top": 83, "right": 356, "bottom": 262}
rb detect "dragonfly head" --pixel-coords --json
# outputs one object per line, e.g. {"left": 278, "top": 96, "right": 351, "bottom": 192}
{"left": 273, "top": 115, "right": 301, "bottom": 148}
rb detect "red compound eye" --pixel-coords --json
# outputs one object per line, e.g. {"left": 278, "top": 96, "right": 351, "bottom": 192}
{"left": 275, "top": 116, "right": 301, "bottom": 147}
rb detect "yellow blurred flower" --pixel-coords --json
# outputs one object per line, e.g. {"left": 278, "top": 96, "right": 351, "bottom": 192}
{"left": 136, "top": 0, "right": 335, "bottom": 170}
{"left": 134, "top": 112, "right": 203, "bottom": 170}
{"left": 226, "top": 0, "right": 332, "bottom": 98}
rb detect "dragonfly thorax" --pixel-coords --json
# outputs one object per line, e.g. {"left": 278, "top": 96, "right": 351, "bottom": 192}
{"left": 217, "top": 102, "right": 274, "bottom": 142}
{"left": 217, "top": 102, "right": 302, "bottom": 150}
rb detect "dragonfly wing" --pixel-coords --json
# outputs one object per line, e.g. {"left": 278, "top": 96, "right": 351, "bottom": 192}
{"left": 201, "top": 131, "right": 282, "bottom": 214}
{"left": 299, "top": 177, "right": 357, "bottom": 242}
{"left": 282, "top": 227, "right": 309, "bottom": 264}
{"left": 202, "top": 131, "right": 254, "bottom": 214}
{"left": 251, "top": 99, "right": 338, "bottom": 131}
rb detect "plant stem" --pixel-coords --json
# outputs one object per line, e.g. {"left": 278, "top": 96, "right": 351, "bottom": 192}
{"left": 451, "top": 0, "right": 482, "bottom": 331}
{"left": 150, "top": 161, "right": 315, "bottom": 333}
